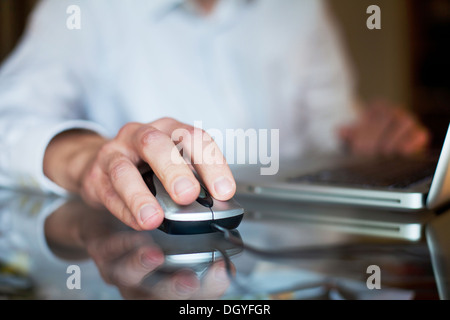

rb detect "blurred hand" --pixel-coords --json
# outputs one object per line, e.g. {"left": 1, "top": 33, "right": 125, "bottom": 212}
{"left": 44, "top": 117, "right": 236, "bottom": 231}
{"left": 86, "top": 231, "right": 232, "bottom": 300}
{"left": 338, "top": 101, "right": 430, "bottom": 157}
{"left": 45, "top": 200, "right": 232, "bottom": 300}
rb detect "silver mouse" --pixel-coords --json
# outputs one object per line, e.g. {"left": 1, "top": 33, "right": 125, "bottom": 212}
{"left": 141, "top": 168, "right": 244, "bottom": 235}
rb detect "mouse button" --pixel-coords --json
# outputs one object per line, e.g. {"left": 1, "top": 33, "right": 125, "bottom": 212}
{"left": 196, "top": 184, "right": 213, "bottom": 208}
{"left": 210, "top": 198, "right": 244, "bottom": 220}
{"left": 142, "top": 170, "right": 157, "bottom": 196}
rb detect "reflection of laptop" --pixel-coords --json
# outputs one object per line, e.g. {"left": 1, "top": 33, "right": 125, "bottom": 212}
{"left": 237, "top": 196, "right": 434, "bottom": 241}
{"left": 235, "top": 124, "right": 450, "bottom": 212}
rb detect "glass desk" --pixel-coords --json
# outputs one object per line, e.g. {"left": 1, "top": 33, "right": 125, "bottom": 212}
{"left": 0, "top": 189, "right": 448, "bottom": 300}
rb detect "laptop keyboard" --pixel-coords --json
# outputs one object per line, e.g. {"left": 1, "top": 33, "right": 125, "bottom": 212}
{"left": 289, "top": 157, "right": 438, "bottom": 190}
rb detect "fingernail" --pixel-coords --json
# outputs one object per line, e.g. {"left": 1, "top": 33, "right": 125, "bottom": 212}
{"left": 140, "top": 249, "right": 164, "bottom": 269}
{"left": 174, "top": 276, "right": 197, "bottom": 295}
{"left": 174, "top": 177, "right": 195, "bottom": 196}
{"left": 139, "top": 204, "right": 158, "bottom": 225}
{"left": 214, "top": 176, "right": 233, "bottom": 197}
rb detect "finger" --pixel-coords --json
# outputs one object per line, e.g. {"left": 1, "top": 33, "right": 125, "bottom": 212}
{"left": 344, "top": 109, "right": 375, "bottom": 155}
{"left": 79, "top": 139, "right": 147, "bottom": 230}
{"left": 359, "top": 105, "right": 394, "bottom": 155}
{"left": 190, "top": 260, "right": 233, "bottom": 299}
{"left": 153, "top": 118, "right": 236, "bottom": 201}
{"left": 400, "top": 127, "right": 430, "bottom": 155}
{"left": 88, "top": 232, "right": 162, "bottom": 285}
{"left": 380, "top": 112, "right": 415, "bottom": 155}
{"left": 150, "top": 270, "right": 201, "bottom": 300}
{"left": 88, "top": 230, "right": 155, "bottom": 263}
{"left": 105, "top": 152, "right": 164, "bottom": 230}
{"left": 108, "top": 245, "right": 165, "bottom": 287}
{"left": 134, "top": 124, "right": 201, "bottom": 205}
{"left": 80, "top": 164, "right": 106, "bottom": 209}
{"left": 118, "top": 269, "right": 201, "bottom": 300}
{"left": 95, "top": 171, "right": 142, "bottom": 231}
{"left": 191, "top": 135, "right": 236, "bottom": 201}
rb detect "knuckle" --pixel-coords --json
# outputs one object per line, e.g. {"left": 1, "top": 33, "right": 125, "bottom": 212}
{"left": 138, "top": 126, "right": 166, "bottom": 147}
{"left": 185, "top": 125, "right": 205, "bottom": 137}
{"left": 98, "top": 141, "right": 117, "bottom": 158}
{"left": 128, "top": 192, "right": 153, "bottom": 214}
{"left": 159, "top": 160, "right": 184, "bottom": 181}
{"left": 156, "top": 117, "right": 178, "bottom": 126}
{"left": 201, "top": 130, "right": 214, "bottom": 143}
{"left": 109, "top": 156, "right": 133, "bottom": 182}
{"left": 117, "top": 122, "right": 140, "bottom": 138}
{"left": 181, "top": 126, "right": 211, "bottom": 146}
{"left": 158, "top": 159, "right": 190, "bottom": 184}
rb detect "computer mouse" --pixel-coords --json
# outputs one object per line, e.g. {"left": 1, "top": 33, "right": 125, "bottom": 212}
{"left": 141, "top": 168, "right": 244, "bottom": 235}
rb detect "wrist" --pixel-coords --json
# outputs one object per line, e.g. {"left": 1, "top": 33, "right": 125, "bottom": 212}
{"left": 44, "top": 130, "right": 107, "bottom": 193}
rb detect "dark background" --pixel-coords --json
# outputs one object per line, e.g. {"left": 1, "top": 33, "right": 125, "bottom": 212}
{"left": 1, "top": 0, "right": 449, "bottom": 147}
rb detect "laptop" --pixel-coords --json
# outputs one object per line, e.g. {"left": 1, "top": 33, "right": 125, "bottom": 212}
{"left": 235, "top": 124, "right": 450, "bottom": 212}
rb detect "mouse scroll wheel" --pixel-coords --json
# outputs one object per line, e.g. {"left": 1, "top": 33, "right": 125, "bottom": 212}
{"left": 196, "top": 185, "right": 213, "bottom": 208}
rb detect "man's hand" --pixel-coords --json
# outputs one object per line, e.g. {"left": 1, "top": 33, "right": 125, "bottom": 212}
{"left": 44, "top": 118, "right": 236, "bottom": 231}
{"left": 45, "top": 199, "right": 232, "bottom": 300}
{"left": 338, "top": 101, "right": 430, "bottom": 157}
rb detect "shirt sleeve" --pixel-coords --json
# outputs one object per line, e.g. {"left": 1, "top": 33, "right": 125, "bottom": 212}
{"left": 0, "top": 0, "right": 108, "bottom": 195}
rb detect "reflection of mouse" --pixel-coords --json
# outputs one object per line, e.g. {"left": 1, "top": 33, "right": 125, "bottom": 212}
{"left": 141, "top": 168, "right": 244, "bottom": 235}
{"left": 150, "top": 229, "right": 243, "bottom": 274}
{"left": 141, "top": 229, "right": 243, "bottom": 288}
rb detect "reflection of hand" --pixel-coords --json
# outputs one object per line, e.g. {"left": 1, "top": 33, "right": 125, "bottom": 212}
{"left": 339, "top": 101, "right": 430, "bottom": 157}
{"left": 119, "top": 260, "right": 232, "bottom": 300}
{"left": 44, "top": 118, "right": 236, "bottom": 231}
{"left": 86, "top": 232, "right": 165, "bottom": 287}
{"left": 86, "top": 231, "right": 232, "bottom": 300}
{"left": 45, "top": 200, "right": 233, "bottom": 300}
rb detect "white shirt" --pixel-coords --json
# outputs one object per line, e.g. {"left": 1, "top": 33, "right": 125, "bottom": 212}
{"left": 0, "top": 0, "right": 356, "bottom": 194}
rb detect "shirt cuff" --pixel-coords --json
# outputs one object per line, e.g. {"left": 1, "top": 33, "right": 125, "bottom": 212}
{"left": 9, "top": 120, "right": 109, "bottom": 195}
